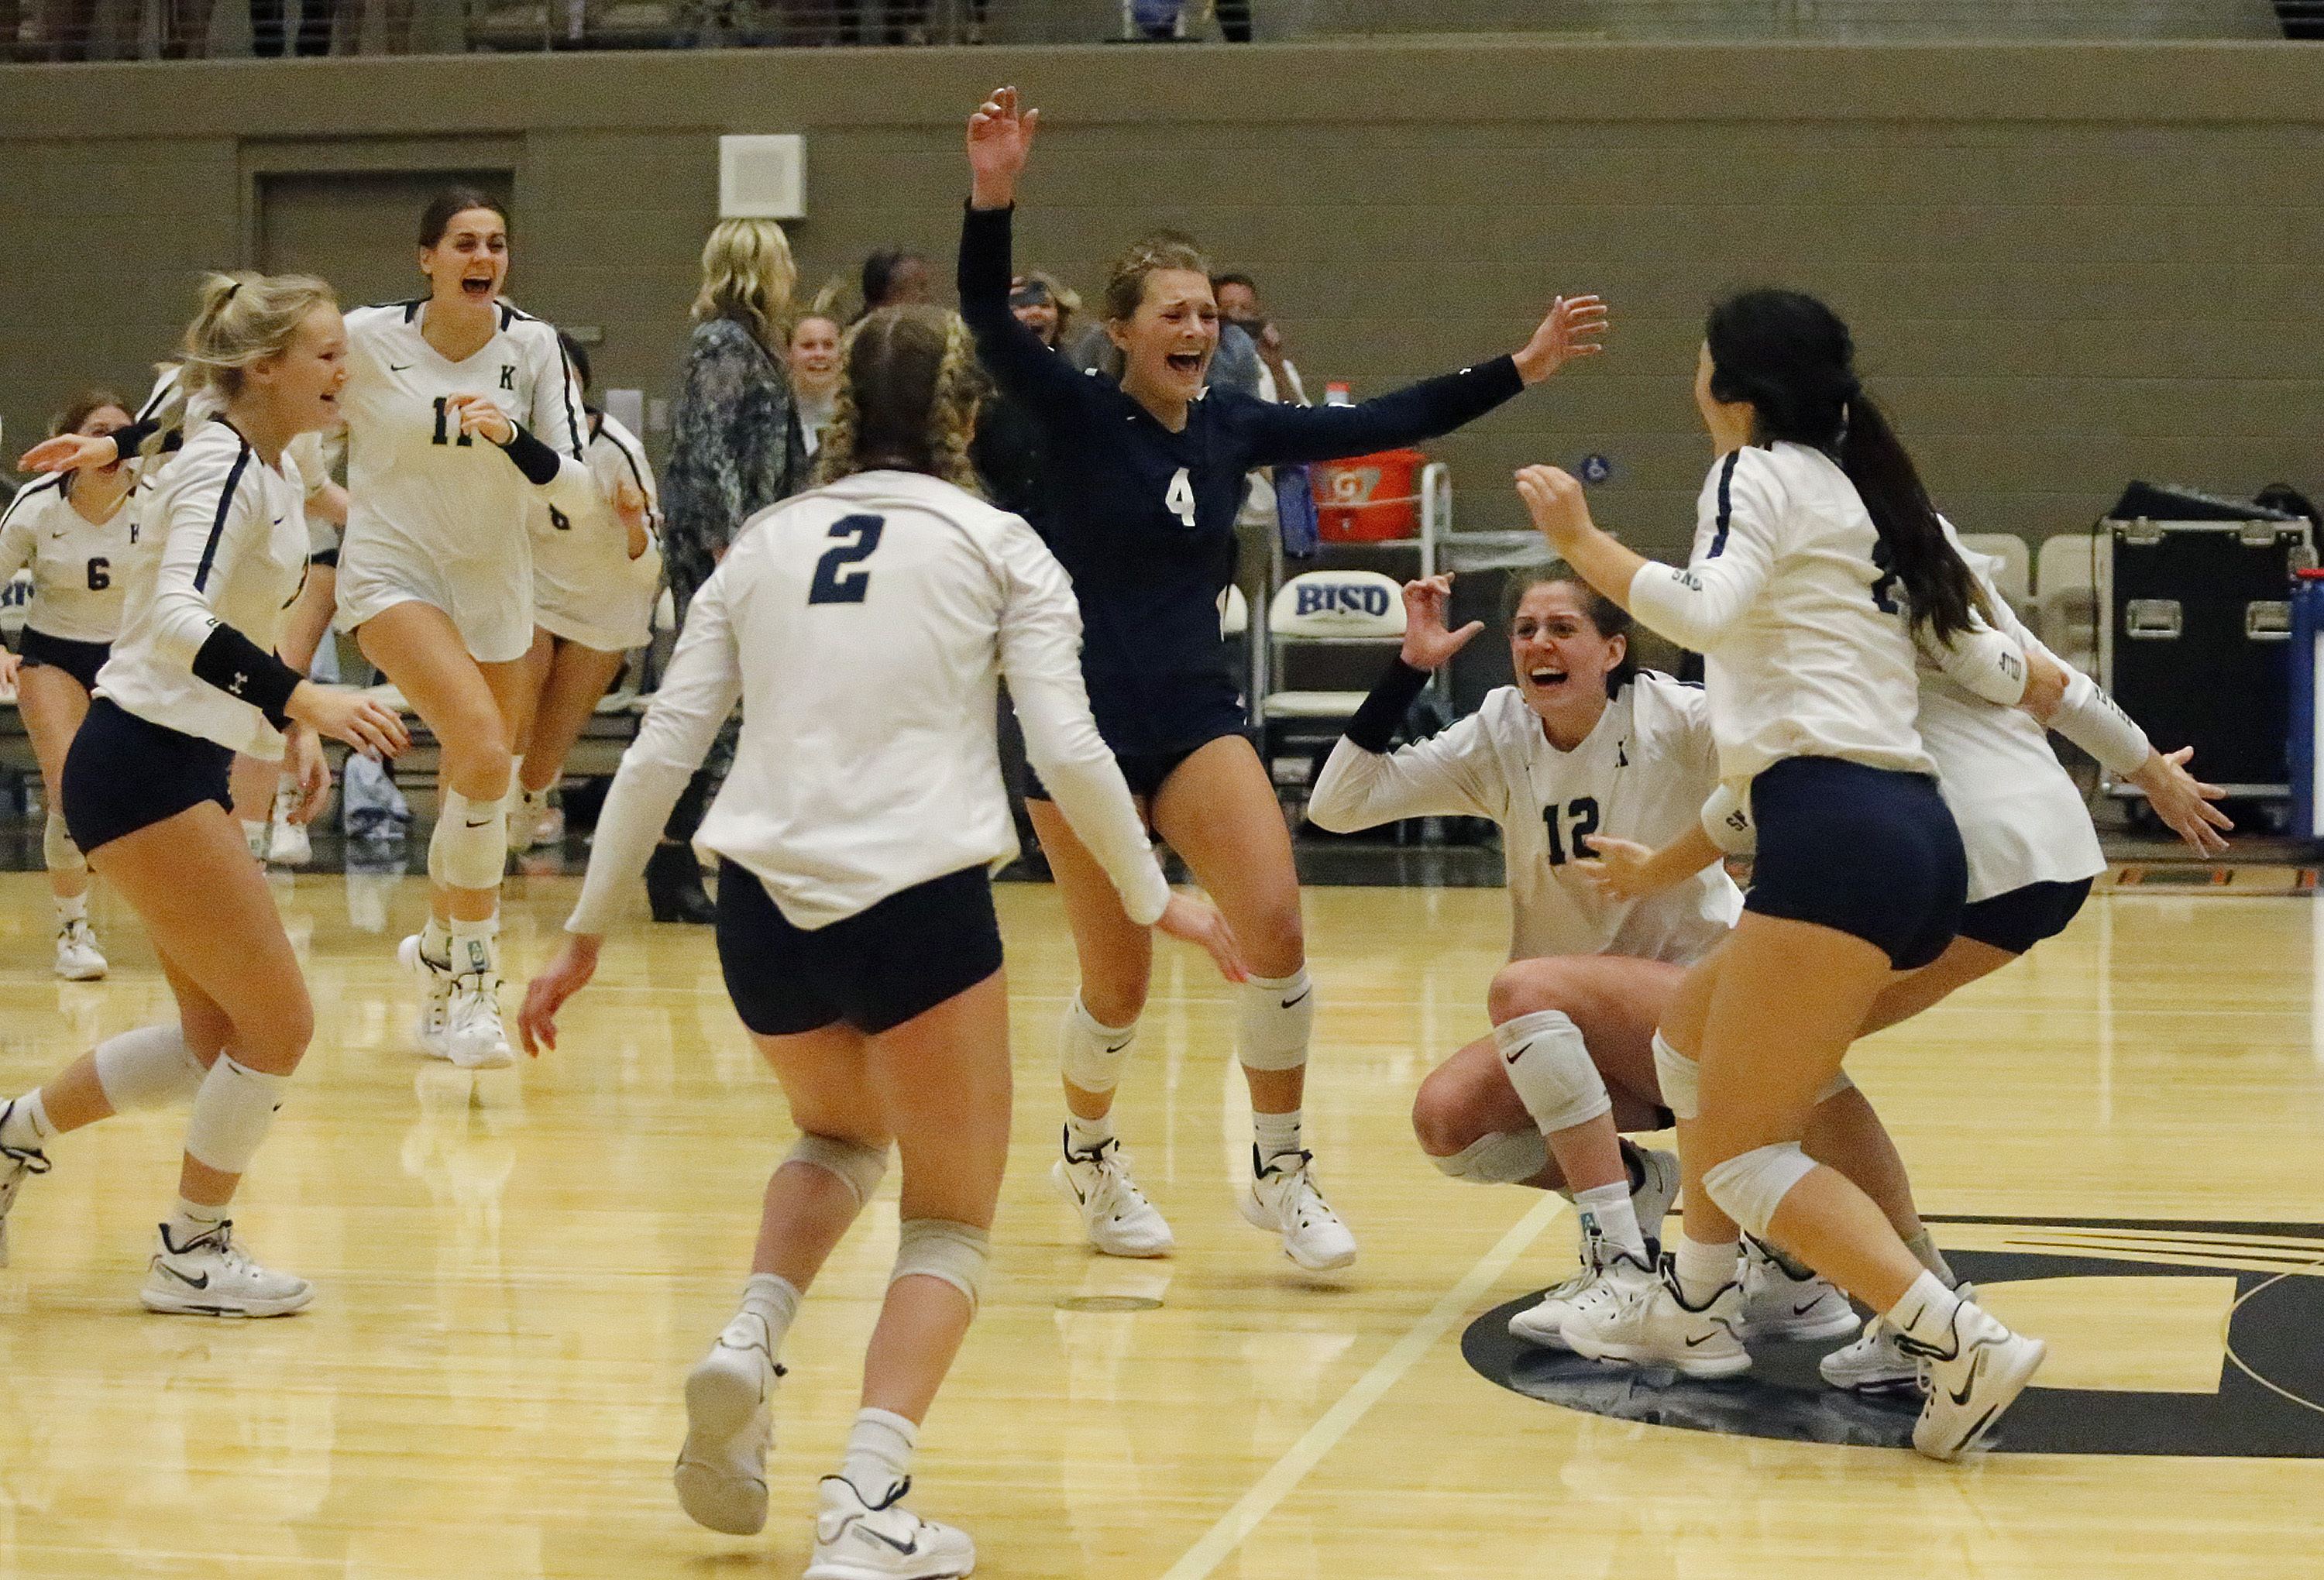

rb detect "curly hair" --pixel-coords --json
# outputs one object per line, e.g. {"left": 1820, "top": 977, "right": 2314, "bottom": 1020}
{"left": 1103, "top": 230, "right": 1212, "bottom": 322}
{"left": 691, "top": 218, "right": 797, "bottom": 353}
{"left": 813, "top": 305, "right": 984, "bottom": 493}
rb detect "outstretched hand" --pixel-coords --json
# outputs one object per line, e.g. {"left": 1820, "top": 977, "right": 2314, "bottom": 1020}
{"left": 1154, "top": 893, "right": 1250, "bottom": 984}
{"left": 968, "top": 85, "right": 1040, "bottom": 209}
{"left": 1511, "top": 294, "right": 1608, "bottom": 385}
{"left": 1570, "top": 833, "right": 1664, "bottom": 900}
{"left": 2126, "top": 745, "right": 2233, "bottom": 857}
{"left": 19, "top": 431, "right": 120, "bottom": 475}
{"left": 1399, "top": 575, "right": 1484, "bottom": 672}
{"left": 1514, "top": 464, "right": 1595, "bottom": 549}
{"left": 519, "top": 934, "right": 603, "bottom": 1056}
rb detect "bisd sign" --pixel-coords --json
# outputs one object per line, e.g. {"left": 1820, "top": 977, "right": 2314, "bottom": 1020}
{"left": 1294, "top": 581, "right": 1394, "bottom": 620}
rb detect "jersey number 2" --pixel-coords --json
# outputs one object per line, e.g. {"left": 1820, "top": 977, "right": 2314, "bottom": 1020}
{"left": 1164, "top": 468, "right": 1197, "bottom": 529}
{"left": 431, "top": 397, "right": 476, "bottom": 448}
{"left": 1543, "top": 796, "right": 1600, "bottom": 866}
{"left": 807, "top": 514, "right": 885, "bottom": 605}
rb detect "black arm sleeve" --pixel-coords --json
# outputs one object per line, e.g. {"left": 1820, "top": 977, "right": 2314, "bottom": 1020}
{"left": 106, "top": 418, "right": 164, "bottom": 461}
{"left": 1344, "top": 655, "right": 1432, "bottom": 754}
{"left": 1240, "top": 356, "right": 1527, "bottom": 469}
{"left": 190, "top": 623, "right": 304, "bottom": 729}
{"left": 957, "top": 203, "right": 1102, "bottom": 418}
{"left": 499, "top": 422, "right": 562, "bottom": 486}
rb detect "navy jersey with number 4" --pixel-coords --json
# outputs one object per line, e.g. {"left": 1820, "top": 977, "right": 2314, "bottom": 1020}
{"left": 959, "top": 203, "right": 1525, "bottom": 757}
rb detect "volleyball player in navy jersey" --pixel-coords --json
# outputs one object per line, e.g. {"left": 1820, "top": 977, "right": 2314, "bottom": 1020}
{"left": 961, "top": 88, "right": 1606, "bottom": 1269}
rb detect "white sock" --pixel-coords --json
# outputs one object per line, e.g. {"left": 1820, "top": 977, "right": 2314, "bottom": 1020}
{"left": 241, "top": 819, "right": 269, "bottom": 859}
{"left": 0, "top": 1092, "right": 54, "bottom": 1152}
{"left": 449, "top": 917, "right": 497, "bottom": 979}
{"left": 1064, "top": 1111, "right": 1114, "bottom": 1155}
{"left": 741, "top": 1272, "right": 801, "bottom": 1361}
{"left": 1573, "top": 1180, "right": 1646, "bottom": 1259}
{"left": 53, "top": 892, "right": 87, "bottom": 925}
{"left": 271, "top": 778, "right": 299, "bottom": 825}
{"left": 1888, "top": 1269, "right": 1967, "bottom": 1354}
{"left": 1253, "top": 1108, "right": 1303, "bottom": 1163}
{"left": 1904, "top": 1228, "right": 1958, "bottom": 1288}
{"left": 841, "top": 1407, "right": 918, "bottom": 1502}
{"left": 1673, "top": 1234, "right": 1740, "bottom": 1307}
{"left": 421, "top": 916, "right": 452, "bottom": 967}
{"left": 164, "top": 1196, "right": 229, "bottom": 1246}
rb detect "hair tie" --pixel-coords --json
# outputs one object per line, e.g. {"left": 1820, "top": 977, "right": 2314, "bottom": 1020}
{"left": 224, "top": 280, "right": 242, "bottom": 302}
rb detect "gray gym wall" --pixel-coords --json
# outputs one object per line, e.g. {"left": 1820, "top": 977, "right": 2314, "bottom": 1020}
{"left": 3, "top": 38, "right": 2320, "bottom": 552}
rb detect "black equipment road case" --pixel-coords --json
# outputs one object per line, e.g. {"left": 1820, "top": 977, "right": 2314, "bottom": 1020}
{"left": 2097, "top": 482, "right": 2315, "bottom": 800}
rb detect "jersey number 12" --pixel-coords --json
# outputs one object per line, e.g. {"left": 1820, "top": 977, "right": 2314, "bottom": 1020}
{"left": 807, "top": 514, "right": 885, "bottom": 605}
{"left": 1543, "top": 796, "right": 1600, "bottom": 866}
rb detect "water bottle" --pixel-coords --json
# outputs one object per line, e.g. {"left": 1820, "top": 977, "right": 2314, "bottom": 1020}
{"left": 1324, "top": 382, "right": 1353, "bottom": 407}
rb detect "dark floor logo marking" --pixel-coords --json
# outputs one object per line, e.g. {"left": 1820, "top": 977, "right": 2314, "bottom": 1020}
{"left": 1462, "top": 1217, "right": 2324, "bottom": 1457}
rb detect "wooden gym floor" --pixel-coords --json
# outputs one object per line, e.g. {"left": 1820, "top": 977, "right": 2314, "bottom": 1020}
{"left": 0, "top": 867, "right": 2319, "bottom": 1578}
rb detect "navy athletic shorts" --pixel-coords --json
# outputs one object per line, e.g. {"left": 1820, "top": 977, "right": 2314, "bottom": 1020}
{"left": 1020, "top": 726, "right": 1247, "bottom": 805}
{"left": 714, "top": 860, "right": 1003, "bottom": 1037}
{"left": 61, "top": 697, "right": 235, "bottom": 854}
{"left": 18, "top": 627, "right": 110, "bottom": 692}
{"left": 1956, "top": 877, "right": 2093, "bottom": 956}
{"left": 1744, "top": 755, "right": 1966, "bottom": 971}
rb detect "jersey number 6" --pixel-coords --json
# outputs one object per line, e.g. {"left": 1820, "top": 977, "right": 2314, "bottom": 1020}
{"left": 84, "top": 557, "right": 110, "bottom": 592}
{"left": 807, "top": 514, "right": 885, "bottom": 605}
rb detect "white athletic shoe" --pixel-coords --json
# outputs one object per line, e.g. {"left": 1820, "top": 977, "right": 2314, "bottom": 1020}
{"left": 0, "top": 1109, "right": 53, "bottom": 1269}
{"left": 1239, "top": 1147, "right": 1357, "bottom": 1273}
{"left": 1562, "top": 1250, "right": 1751, "bottom": 1379}
{"left": 1738, "top": 1235, "right": 1862, "bottom": 1343}
{"left": 399, "top": 934, "right": 453, "bottom": 1060}
{"left": 806, "top": 1475, "right": 976, "bottom": 1580}
{"left": 444, "top": 970, "right": 515, "bottom": 1070}
{"left": 139, "top": 1221, "right": 313, "bottom": 1317}
{"left": 1904, "top": 1296, "right": 2047, "bottom": 1460}
{"left": 1820, "top": 1281, "right": 1976, "bottom": 1396}
{"left": 530, "top": 805, "right": 565, "bottom": 850}
{"left": 674, "top": 1310, "right": 786, "bottom": 1535}
{"left": 1050, "top": 1133, "right": 1174, "bottom": 1257}
{"left": 268, "top": 816, "right": 313, "bottom": 867}
{"left": 53, "top": 918, "right": 106, "bottom": 981}
{"left": 1508, "top": 1231, "right": 1655, "bottom": 1350}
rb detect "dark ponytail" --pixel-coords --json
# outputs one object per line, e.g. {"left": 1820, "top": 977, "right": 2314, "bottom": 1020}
{"left": 1704, "top": 289, "right": 1982, "bottom": 644}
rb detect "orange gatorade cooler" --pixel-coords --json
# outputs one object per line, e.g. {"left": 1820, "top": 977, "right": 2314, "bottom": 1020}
{"left": 1312, "top": 448, "right": 1425, "bottom": 541}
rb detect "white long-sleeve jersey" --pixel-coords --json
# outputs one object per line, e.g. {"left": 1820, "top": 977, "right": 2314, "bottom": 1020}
{"left": 1629, "top": 441, "right": 2021, "bottom": 786}
{"left": 96, "top": 417, "right": 310, "bottom": 760}
{"left": 529, "top": 410, "right": 662, "bottom": 651}
{"left": 566, "top": 469, "right": 1171, "bottom": 935}
{"left": 339, "top": 299, "right": 592, "bottom": 578}
{"left": 0, "top": 472, "right": 142, "bottom": 643}
{"left": 1309, "top": 672, "right": 1741, "bottom": 965}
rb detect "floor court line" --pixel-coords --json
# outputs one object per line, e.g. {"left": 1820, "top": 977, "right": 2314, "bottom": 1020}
{"left": 1154, "top": 1191, "right": 1568, "bottom": 1580}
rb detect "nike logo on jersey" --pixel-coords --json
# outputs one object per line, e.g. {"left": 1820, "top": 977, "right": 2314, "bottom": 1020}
{"left": 1949, "top": 1347, "right": 1988, "bottom": 1406}
{"left": 853, "top": 1525, "right": 920, "bottom": 1556}
{"left": 465, "top": 817, "right": 491, "bottom": 829}
{"left": 160, "top": 1264, "right": 210, "bottom": 1290}
{"left": 1280, "top": 988, "right": 1312, "bottom": 1011}
{"left": 388, "top": 363, "right": 414, "bottom": 371}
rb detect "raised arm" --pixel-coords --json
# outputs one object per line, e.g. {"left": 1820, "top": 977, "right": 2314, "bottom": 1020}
{"left": 958, "top": 90, "right": 1100, "bottom": 419}
{"left": 1308, "top": 575, "right": 1499, "bottom": 831}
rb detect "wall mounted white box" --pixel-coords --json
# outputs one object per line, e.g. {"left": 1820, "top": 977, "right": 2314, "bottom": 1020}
{"left": 720, "top": 135, "right": 806, "bottom": 220}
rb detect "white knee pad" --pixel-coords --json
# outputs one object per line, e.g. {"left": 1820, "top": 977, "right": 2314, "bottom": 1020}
{"left": 1239, "top": 970, "right": 1314, "bottom": 1073}
{"left": 1493, "top": 1009, "right": 1611, "bottom": 1135}
{"left": 431, "top": 790, "right": 507, "bottom": 890}
{"left": 1702, "top": 1142, "right": 1819, "bottom": 1239}
{"left": 892, "top": 1219, "right": 991, "bottom": 1313}
{"left": 181, "top": 1056, "right": 290, "bottom": 1176}
{"left": 1652, "top": 1032, "right": 1700, "bottom": 1122}
{"left": 786, "top": 1133, "right": 889, "bottom": 1207}
{"left": 43, "top": 812, "right": 85, "bottom": 877}
{"left": 93, "top": 1025, "right": 207, "bottom": 1114}
{"left": 1058, "top": 994, "right": 1136, "bottom": 1094}
{"left": 1431, "top": 1128, "right": 1549, "bottom": 1186}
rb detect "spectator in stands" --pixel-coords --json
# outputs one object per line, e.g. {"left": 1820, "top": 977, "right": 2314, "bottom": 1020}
{"left": 789, "top": 312, "right": 842, "bottom": 461}
{"left": 1214, "top": 271, "right": 1306, "bottom": 406}
{"left": 1009, "top": 272, "right": 1078, "bottom": 350}
{"left": 858, "top": 249, "right": 933, "bottom": 318}
{"left": 657, "top": 218, "right": 806, "bottom": 923}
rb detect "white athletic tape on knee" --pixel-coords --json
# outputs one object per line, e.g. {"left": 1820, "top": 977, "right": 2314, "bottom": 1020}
{"left": 786, "top": 1133, "right": 889, "bottom": 1207}
{"left": 1432, "top": 1128, "right": 1549, "bottom": 1186}
{"left": 181, "top": 1055, "right": 290, "bottom": 1176}
{"left": 1814, "top": 1069, "right": 1856, "bottom": 1104}
{"left": 1652, "top": 1032, "right": 1700, "bottom": 1122}
{"left": 891, "top": 1218, "right": 991, "bottom": 1312}
{"left": 93, "top": 1025, "right": 207, "bottom": 1114}
{"left": 42, "top": 812, "right": 85, "bottom": 876}
{"left": 1058, "top": 994, "right": 1136, "bottom": 1094}
{"left": 431, "top": 790, "right": 507, "bottom": 890}
{"left": 1238, "top": 970, "right": 1313, "bottom": 1073}
{"left": 1702, "top": 1142, "right": 1818, "bottom": 1239}
{"left": 1493, "top": 1009, "right": 1612, "bottom": 1135}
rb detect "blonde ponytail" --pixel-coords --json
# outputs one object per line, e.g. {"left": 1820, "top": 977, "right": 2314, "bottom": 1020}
{"left": 180, "top": 270, "right": 339, "bottom": 404}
